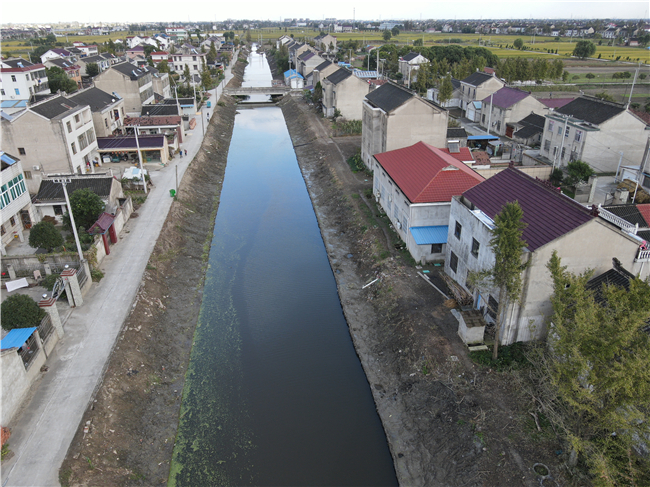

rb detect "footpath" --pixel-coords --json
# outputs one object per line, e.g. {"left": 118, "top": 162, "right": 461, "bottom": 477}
{"left": 1, "top": 52, "right": 239, "bottom": 487}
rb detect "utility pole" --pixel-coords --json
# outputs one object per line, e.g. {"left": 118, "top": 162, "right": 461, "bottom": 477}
{"left": 133, "top": 126, "right": 148, "bottom": 194}
{"left": 52, "top": 178, "right": 84, "bottom": 262}
{"left": 626, "top": 62, "right": 640, "bottom": 110}
{"left": 486, "top": 92, "right": 494, "bottom": 135}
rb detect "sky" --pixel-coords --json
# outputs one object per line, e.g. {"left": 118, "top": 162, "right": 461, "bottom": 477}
{"left": 2, "top": 1, "right": 648, "bottom": 25}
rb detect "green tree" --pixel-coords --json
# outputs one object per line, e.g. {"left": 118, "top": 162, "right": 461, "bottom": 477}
{"left": 413, "top": 38, "right": 423, "bottom": 47}
{"left": 85, "top": 62, "right": 99, "bottom": 77}
{"left": 382, "top": 30, "right": 392, "bottom": 42}
{"left": 312, "top": 81, "right": 323, "bottom": 105}
{"left": 572, "top": 40, "right": 596, "bottom": 59}
{"left": 206, "top": 41, "right": 218, "bottom": 64}
{"left": 200, "top": 63, "right": 212, "bottom": 89}
{"left": 144, "top": 45, "right": 155, "bottom": 58}
{"left": 63, "top": 188, "right": 105, "bottom": 231}
{"left": 246, "top": 30, "right": 252, "bottom": 44}
{"left": 585, "top": 72, "right": 595, "bottom": 79}
{"left": 46, "top": 66, "right": 77, "bottom": 93}
{"left": 1, "top": 294, "right": 46, "bottom": 331}
{"left": 156, "top": 60, "right": 170, "bottom": 73}
{"left": 565, "top": 160, "right": 594, "bottom": 186}
{"left": 28, "top": 221, "right": 63, "bottom": 251}
{"left": 513, "top": 38, "right": 524, "bottom": 50}
{"left": 391, "top": 26, "right": 400, "bottom": 37}
{"left": 183, "top": 65, "right": 191, "bottom": 85}
{"left": 546, "top": 252, "right": 650, "bottom": 485}
{"left": 438, "top": 74, "right": 454, "bottom": 105}
{"left": 470, "top": 202, "right": 529, "bottom": 360}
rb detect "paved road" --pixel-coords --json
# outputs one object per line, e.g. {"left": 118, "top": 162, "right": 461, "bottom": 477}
{"left": 1, "top": 53, "right": 239, "bottom": 487}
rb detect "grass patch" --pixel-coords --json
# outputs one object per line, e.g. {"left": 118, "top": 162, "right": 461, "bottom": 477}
{"left": 1, "top": 443, "right": 10, "bottom": 461}
{"left": 346, "top": 151, "right": 366, "bottom": 173}
{"left": 470, "top": 342, "right": 531, "bottom": 371}
{"left": 59, "top": 468, "right": 72, "bottom": 487}
{"left": 90, "top": 268, "right": 104, "bottom": 282}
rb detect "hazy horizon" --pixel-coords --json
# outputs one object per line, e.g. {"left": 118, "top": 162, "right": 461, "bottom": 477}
{"left": 2, "top": 1, "right": 648, "bottom": 26}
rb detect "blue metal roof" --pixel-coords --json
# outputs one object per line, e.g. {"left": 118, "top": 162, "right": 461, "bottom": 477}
{"left": 410, "top": 226, "right": 449, "bottom": 245}
{"left": 1, "top": 327, "right": 37, "bottom": 350}
{"left": 468, "top": 135, "right": 500, "bottom": 141}
{"left": 1, "top": 152, "right": 19, "bottom": 165}
{"left": 1, "top": 100, "right": 27, "bottom": 109}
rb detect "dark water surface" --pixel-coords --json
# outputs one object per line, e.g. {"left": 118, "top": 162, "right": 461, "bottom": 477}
{"left": 169, "top": 50, "right": 397, "bottom": 487}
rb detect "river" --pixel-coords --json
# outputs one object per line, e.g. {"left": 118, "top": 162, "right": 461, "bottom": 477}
{"left": 168, "top": 48, "right": 397, "bottom": 487}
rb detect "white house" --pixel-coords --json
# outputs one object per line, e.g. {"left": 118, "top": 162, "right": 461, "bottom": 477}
{"left": 0, "top": 58, "right": 50, "bottom": 102}
{"left": 1, "top": 152, "right": 38, "bottom": 255}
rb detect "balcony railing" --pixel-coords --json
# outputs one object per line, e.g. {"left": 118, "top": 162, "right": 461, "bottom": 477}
{"left": 597, "top": 205, "right": 637, "bottom": 234}
{"left": 635, "top": 249, "right": 650, "bottom": 262}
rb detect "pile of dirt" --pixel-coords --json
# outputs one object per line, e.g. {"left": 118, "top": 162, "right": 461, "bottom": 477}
{"left": 277, "top": 94, "right": 566, "bottom": 486}
{"left": 59, "top": 62, "right": 246, "bottom": 487}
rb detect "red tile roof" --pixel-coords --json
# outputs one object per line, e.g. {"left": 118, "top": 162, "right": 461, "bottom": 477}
{"left": 463, "top": 167, "right": 595, "bottom": 251}
{"left": 440, "top": 147, "right": 474, "bottom": 162}
{"left": 637, "top": 204, "right": 650, "bottom": 226}
{"left": 631, "top": 109, "right": 650, "bottom": 125}
{"left": 374, "top": 142, "right": 484, "bottom": 203}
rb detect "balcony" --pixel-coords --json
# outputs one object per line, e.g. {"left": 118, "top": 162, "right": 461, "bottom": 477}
{"left": 635, "top": 249, "right": 650, "bottom": 263}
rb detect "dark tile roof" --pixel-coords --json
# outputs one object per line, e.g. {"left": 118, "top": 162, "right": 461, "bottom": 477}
{"left": 555, "top": 96, "right": 626, "bottom": 125}
{"left": 514, "top": 124, "right": 543, "bottom": 139}
{"left": 586, "top": 260, "right": 636, "bottom": 305}
{"left": 35, "top": 176, "right": 113, "bottom": 202}
{"left": 461, "top": 71, "right": 495, "bottom": 87}
{"left": 3, "top": 58, "right": 36, "bottom": 68}
{"left": 97, "top": 135, "right": 165, "bottom": 150}
{"left": 314, "top": 60, "right": 333, "bottom": 72}
{"left": 518, "top": 113, "right": 546, "bottom": 128}
{"left": 463, "top": 167, "right": 595, "bottom": 251}
{"left": 325, "top": 68, "right": 351, "bottom": 85}
{"left": 447, "top": 128, "right": 468, "bottom": 139}
{"left": 161, "top": 98, "right": 193, "bottom": 105}
{"left": 602, "top": 204, "right": 649, "bottom": 228}
{"left": 141, "top": 104, "right": 179, "bottom": 116}
{"left": 365, "top": 82, "right": 414, "bottom": 112}
{"left": 30, "top": 96, "right": 80, "bottom": 119}
{"left": 298, "top": 51, "right": 315, "bottom": 61}
{"left": 66, "top": 87, "right": 119, "bottom": 112}
{"left": 111, "top": 62, "right": 151, "bottom": 80}
{"left": 451, "top": 78, "right": 461, "bottom": 90}
{"left": 401, "top": 52, "right": 422, "bottom": 62}
{"left": 82, "top": 55, "right": 106, "bottom": 64}
{"left": 47, "top": 58, "right": 80, "bottom": 69}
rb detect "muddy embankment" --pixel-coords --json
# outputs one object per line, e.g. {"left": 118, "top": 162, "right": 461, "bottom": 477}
{"left": 277, "top": 92, "right": 564, "bottom": 487}
{"left": 59, "top": 57, "right": 248, "bottom": 487}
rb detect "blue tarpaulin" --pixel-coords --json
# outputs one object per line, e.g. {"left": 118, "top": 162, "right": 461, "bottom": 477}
{"left": 410, "top": 226, "right": 449, "bottom": 245}
{"left": 1, "top": 327, "right": 37, "bottom": 350}
{"left": 467, "top": 135, "right": 500, "bottom": 141}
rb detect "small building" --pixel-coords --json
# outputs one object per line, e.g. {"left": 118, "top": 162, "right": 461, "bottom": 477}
{"left": 77, "top": 54, "right": 112, "bottom": 76}
{"left": 507, "top": 113, "right": 546, "bottom": 146}
{"left": 96, "top": 134, "right": 170, "bottom": 165}
{"left": 466, "top": 101, "right": 481, "bottom": 123}
{"left": 398, "top": 52, "right": 429, "bottom": 86}
{"left": 310, "top": 60, "right": 338, "bottom": 88}
{"left": 361, "top": 82, "right": 448, "bottom": 168}
{"left": 124, "top": 115, "right": 184, "bottom": 148}
{"left": 459, "top": 70, "right": 505, "bottom": 114}
{"left": 314, "top": 34, "right": 337, "bottom": 53}
{"left": 373, "top": 141, "right": 484, "bottom": 263}
{"left": 297, "top": 51, "right": 324, "bottom": 78}
{"left": 284, "top": 69, "right": 304, "bottom": 89}
{"left": 93, "top": 63, "right": 155, "bottom": 116}
{"left": 479, "top": 87, "right": 549, "bottom": 136}
{"left": 321, "top": 68, "right": 369, "bottom": 120}
{"left": 446, "top": 128, "right": 468, "bottom": 148}
{"left": 427, "top": 78, "right": 461, "bottom": 108}
{"left": 66, "top": 87, "right": 126, "bottom": 138}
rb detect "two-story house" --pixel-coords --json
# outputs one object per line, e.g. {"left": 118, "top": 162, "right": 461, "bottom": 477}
{"left": 148, "top": 66, "right": 171, "bottom": 100}
{"left": 361, "top": 82, "right": 449, "bottom": 168}
{"left": 67, "top": 87, "right": 125, "bottom": 137}
{"left": 76, "top": 54, "right": 112, "bottom": 76}
{"left": 43, "top": 57, "right": 82, "bottom": 89}
{"left": 321, "top": 69, "right": 369, "bottom": 119}
{"left": 309, "top": 60, "right": 338, "bottom": 88}
{"left": 444, "top": 167, "right": 649, "bottom": 345}
{"left": 398, "top": 52, "right": 429, "bottom": 87}
{"left": 39, "top": 48, "right": 75, "bottom": 63}
{"left": 297, "top": 51, "right": 325, "bottom": 78}
{"left": 1, "top": 152, "right": 37, "bottom": 255}
{"left": 170, "top": 44, "right": 207, "bottom": 83}
{"left": 540, "top": 96, "right": 649, "bottom": 173}
{"left": 314, "top": 34, "right": 337, "bottom": 53}
{"left": 459, "top": 70, "right": 505, "bottom": 114}
{"left": 93, "top": 62, "right": 154, "bottom": 116}
{"left": 373, "top": 142, "right": 484, "bottom": 263}
{"left": 1, "top": 95, "right": 99, "bottom": 193}
{"left": 479, "top": 86, "right": 549, "bottom": 136}
{"left": 0, "top": 58, "right": 50, "bottom": 103}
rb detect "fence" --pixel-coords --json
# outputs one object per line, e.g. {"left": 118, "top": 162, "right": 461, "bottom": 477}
{"left": 1, "top": 259, "right": 80, "bottom": 281}
{"left": 18, "top": 332, "right": 41, "bottom": 371}
{"left": 76, "top": 261, "right": 88, "bottom": 288}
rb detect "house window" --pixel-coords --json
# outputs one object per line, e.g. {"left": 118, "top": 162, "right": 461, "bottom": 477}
{"left": 561, "top": 147, "right": 566, "bottom": 160}
{"left": 487, "top": 295, "right": 498, "bottom": 320}
{"left": 482, "top": 114, "right": 486, "bottom": 124}
{"left": 431, "top": 243, "right": 443, "bottom": 254}
{"left": 71, "top": 142, "right": 77, "bottom": 154}
{"left": 557, "top": 124, "right": 562, "bottom": 135}
{"left": 14, "top": 88, "right": 20, "bottom": 95}
{"left": 9, "top": 216, "right": 16, "bottom": 227}
{"left": 18, "top": 148, "right": 26, "bottom": 155}
{"left": 0, "top": 89, "right": 4, "bottom": 96}
{"left": 449, "top": 251, "right": 459, "bottom": 273}
{"left": 54, "top": 205, "right": 64, "bottom": 215}
{"left": 74, "top": 114, "right": 80, "bottom": 123}
{"left": 564, "top": 126, "right": 570, "bottom": 138}
{"left": 543, "top": 139, "right": 550, "bottom": 152}
{"left": 496, "top": 120, "right": 501, "bottom": 132}
{"left": 548, "top": 120, "right": 554, "bottom": 131}
{"left": 78, "top": 132, "right": 88, "bottom": 150}
{"left": 0, "top": 225, "right": 4, "bottom": 236}
{"left": 575, "top": 130, "right": 582, "bottom": 142}
{"left": 11, "top": 75, "right": 16, "bottom": 82}
{"left": 192, "top": 56, "right": 197, "bottom": 61}
{"left": 454, "top": 221, "right": 462, "bottom": 239}
{"left": 471, "top": 238, "right": 480, "bottom": 258}
{"left": 24, "top": 171, "right": 32, "bottom": 179}
{"left": 193, "top": 65, "right": 198, "bottom": 71}
{"left": 105, "top": 118, "right": 109, "bottom": 128}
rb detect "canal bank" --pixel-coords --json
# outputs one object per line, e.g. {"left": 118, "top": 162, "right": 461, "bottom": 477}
{"left": 277, "top": 94, "right": 566, "bottom": 487}
{"left": 58, "top": 55, "right": 249, "bottom": 486}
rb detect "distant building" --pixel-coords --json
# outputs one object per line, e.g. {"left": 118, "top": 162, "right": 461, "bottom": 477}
{"left": 0, "top": 58, "right": 49, "bottom": 103}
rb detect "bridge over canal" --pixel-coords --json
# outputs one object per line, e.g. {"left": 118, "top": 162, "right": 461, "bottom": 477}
{"left": 223, "top": 86, "right": 292, "bottom": 96}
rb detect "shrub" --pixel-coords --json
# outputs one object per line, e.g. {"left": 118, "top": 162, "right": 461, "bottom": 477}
{"left": 1, "top": 294, "right": 46, "bottom": 331}
{"left": 28, "top": 221, "right": 63, "bottom": 251}
{"left": 41, "top": 273, "right": 61, "bottom": 291}
{"left": 469, "top": 342, "right": 530, "bottom": 371}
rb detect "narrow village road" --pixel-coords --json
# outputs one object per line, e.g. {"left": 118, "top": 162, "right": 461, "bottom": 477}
{"left": 1, "top": 54, "right": 238, "bottom": 487}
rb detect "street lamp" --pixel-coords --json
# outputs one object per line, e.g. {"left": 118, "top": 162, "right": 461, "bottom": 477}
{"left": 133, "top": 126, "right": 148, "bottom": 194}
{"left": 51, "top": 178, "right": 84, "bottom": 262}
